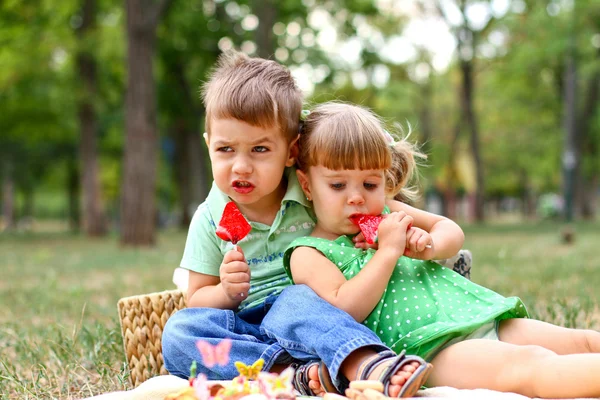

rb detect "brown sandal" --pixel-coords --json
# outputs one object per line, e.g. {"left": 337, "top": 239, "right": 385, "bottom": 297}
{"left": 355, "top": 350, "right": 433, "bottom": 398}
{"left": 292, "top": 360, "right": 340, "bottom": 396}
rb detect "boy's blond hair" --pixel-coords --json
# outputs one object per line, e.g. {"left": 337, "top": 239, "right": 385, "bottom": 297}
{"left": 297, "top": 102, "right": 425, "bottom": 202}
{"left": 202, "top": 51, "right": 303, "bottom": 141}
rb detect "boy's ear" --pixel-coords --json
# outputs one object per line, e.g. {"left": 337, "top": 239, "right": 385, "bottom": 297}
{"left": 286, "top": 134, "right": 300, "bottom": 167}
{"left": 203, "top": 132, "right": 209, "bottom": 147}
{"left": 295, "top": 169, "right": 312, "bottom": 200}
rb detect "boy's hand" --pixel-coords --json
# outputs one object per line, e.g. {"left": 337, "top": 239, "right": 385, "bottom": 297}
{"left": 377, "top": 211, "right": 413, "bottom": 258}
{"left": 220, "top": 246, "right": 251, "bottom": 301}
{"left": 404, "top": 227, "right": 434, "bottom": 260}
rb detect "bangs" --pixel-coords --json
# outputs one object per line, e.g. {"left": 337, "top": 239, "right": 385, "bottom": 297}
{"left": 207, "top": 88, "right": 279, "bottom": 130}
{"left": 301, "top": 113, "right": 391, "bottom": 171}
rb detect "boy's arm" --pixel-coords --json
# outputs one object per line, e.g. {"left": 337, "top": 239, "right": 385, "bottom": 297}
{"left": 187, "top": 271, "right": 241, "bottom": 310}
{"left": 385, "top": 199, "right": 464, "bottom": 260}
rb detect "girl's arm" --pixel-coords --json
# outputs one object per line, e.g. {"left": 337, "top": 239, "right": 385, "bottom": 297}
{"left": 290, "top": 212, "right": 412, "bottom": 322}
{"left": 386, "top": 199, "right": 464, "bottom": 260}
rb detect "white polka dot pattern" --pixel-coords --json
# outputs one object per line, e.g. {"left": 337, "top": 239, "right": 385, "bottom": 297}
{"left": 283, "top": 235, "right": 530, "bottom": 359}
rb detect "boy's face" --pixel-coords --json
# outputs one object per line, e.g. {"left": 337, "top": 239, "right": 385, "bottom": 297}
{"left": 206, "top": 118, "right": 297, "bottom": 216}
{"left": 297, "top": 165, "right": 386, "bottom": 240}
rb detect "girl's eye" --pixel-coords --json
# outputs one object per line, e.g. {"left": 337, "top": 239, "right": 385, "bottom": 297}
{"left": 216, "top": 146, "right": 232, "bottom": 152}
{"left": 364, "top": 182, "right": 378, "bottom": 190}
{"left": 330, "top": 183, "right": 345, "bottom": 190}
{"left": 253, "top": 146, "right": 269, "bottom": 153}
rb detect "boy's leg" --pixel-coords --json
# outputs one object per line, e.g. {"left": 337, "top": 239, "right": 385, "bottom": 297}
{"left": 498, "top": 318, "right": 600, "bottom": 354}
{"left": 162, "top": 306, "right": 292, "bottom": 380}
{"left": 262, "top": 284, "right": 427, "bottom": 394}
{"left": 428, "top": 338, "right": 600, "bottom": 398}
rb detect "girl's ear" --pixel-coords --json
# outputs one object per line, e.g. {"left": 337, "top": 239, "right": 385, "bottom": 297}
{"left": 286, "top": 134, "right": 300, "bottom": 167}
{"left": 295, "top": 169, "right": 312, "bottom": 201}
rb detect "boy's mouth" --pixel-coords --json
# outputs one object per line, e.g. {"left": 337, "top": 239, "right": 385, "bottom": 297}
{"left": 232, "top": 180, "right": 255, "bottom": 194}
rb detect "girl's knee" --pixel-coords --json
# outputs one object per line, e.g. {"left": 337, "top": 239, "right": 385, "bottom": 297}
{"left": 573, "top": 329, "right": 600, "bottom": 353}
{"left": 506, "top": 345, "right": 555, "bottom": 396}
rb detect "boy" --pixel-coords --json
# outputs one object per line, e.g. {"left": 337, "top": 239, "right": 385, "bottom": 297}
{"left": 162, "top": 51, "right": 432, "bottom": 397}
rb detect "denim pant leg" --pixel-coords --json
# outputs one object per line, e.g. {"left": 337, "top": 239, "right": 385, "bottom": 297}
{"left": 162, "top": 297, "right": 292, "bottom": 380}
{"left": 261, "top": 285, "right": 393, "bottom": 390}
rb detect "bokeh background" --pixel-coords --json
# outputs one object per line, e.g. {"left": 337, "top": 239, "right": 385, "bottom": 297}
{"left": 1, "top": 1, "right": 599, "bottom": 398}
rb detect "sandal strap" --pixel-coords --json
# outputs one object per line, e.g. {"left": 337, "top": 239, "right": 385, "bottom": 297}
{"left": 291, "top": 361, "right": 340, "bottom": 396}
{"left": 291, "top": 361, "right": 318, "bottom": 396}
{"left": 355, "top": 350, "right": 432, "bottom": 398}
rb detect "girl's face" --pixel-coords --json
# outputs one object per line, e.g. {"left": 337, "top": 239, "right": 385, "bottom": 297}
{"left": 297, "top": 165, "right": 386, "bottom": 240}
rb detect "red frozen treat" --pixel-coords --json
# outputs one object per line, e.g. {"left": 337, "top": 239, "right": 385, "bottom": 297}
{"left": 216, "top": 202, "right": 251, "bottom": 245}
{"left": 349, "top": 214, "right": 385, "bottom": 244}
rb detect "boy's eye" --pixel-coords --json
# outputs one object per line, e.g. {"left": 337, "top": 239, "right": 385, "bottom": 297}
{"left": 216, "top": 146, "right": 233, "bottom": 152}
{"left": 330, "top": 183, "right": 345, "bottom": 190}
{"left": 253, "top": 146, "right": 269, "bottom": 153}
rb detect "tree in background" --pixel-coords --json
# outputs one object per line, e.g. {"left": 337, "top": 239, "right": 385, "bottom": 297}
{"left": 75, "top": 0, "right": 107, "bottom": 236}
{"left": 120, "top": 0, "right": 173, "bottom": 246}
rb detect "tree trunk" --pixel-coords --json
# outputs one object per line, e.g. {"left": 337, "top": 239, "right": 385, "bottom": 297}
{"left": 561, "top": 51, "right": 579, "bottom": 222}
{"left": 253, "top": 0, "right": 277, "bottom": 58}
{"left": 77, "top": 0, "right": 107, "bottom": 236}
{"left": 67, "top": 157, "right": 81, "bottom": 232}
{"left": 121, "top": 0, "right": 173, "bottom": 246}
{"left": 460, "top": 59, "right": 485, "bottom": 222}
{"left": 577, "top": 47, "right": 600, "bottom": 219}
{"left": 2, "top": 161, "right": 15, "bottom": 231}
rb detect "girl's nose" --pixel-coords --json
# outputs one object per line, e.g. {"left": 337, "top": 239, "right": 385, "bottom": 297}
{"left": 347, "top": 191, "right": 365, "bottom": 205}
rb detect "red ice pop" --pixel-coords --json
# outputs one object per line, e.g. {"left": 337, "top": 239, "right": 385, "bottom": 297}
{"left": 216, "top": 201, "right": 251, "bottom": 245}
{"left": 216, "top": 202, "right": 252, "bottom": 299}
{"left": 350, "top": 214, "right": 431, "bottom": 248}
{"left": 349, "top": 214, "right": 385, "bottom": 244}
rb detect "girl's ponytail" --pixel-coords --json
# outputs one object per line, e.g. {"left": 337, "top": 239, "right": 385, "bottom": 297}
{"left": 384, "top": 129, "right": 426, "bottom": 204}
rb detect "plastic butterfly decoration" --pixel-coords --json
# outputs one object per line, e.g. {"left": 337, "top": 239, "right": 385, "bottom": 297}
{"left": 192, "top": 372, "right": 211, "bottom": 400}
{"left": 195, "top": 339, "right": 232, "bottom": 368}
{"left": 257, "top": 366, "right": 295, "bottom": 399}
{"left": 234, "top": 358, "right": 265, "bottom": 380}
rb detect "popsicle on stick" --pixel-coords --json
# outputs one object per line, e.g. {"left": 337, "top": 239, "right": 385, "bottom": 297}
{"left": 216, "top": 201, "right": 251, "bottom": 246}
{"left": 216, "top": 201, "right": 252, "bottom": 298}
{"left": 350, "top": 214, "right": 432, "bottom": 248}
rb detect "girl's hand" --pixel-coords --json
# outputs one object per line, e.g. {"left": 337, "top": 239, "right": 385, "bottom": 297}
{"left": 219, "top": 247, "right": 250, "bottom": 301}
{"left": 404, "top": 227, "right": 434, "bottom": 260}
{"left": 377, "top": 211, "right": 413, "bottom": 258}
{"left": 352, "top": 231, "right": 379, "bottom": 250}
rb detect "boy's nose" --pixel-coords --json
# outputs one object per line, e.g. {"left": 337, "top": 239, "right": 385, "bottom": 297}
{"left": 232, "top": 156, "right": 253, "bottom": 175}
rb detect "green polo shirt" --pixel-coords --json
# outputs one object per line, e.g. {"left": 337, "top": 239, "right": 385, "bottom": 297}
{"left": 180, "top": 167, "right": 316, "bottom": 311}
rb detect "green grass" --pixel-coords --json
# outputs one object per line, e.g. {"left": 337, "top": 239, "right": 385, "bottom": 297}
{"left": 1, "top": 222, "right": 599, "bottom": 399}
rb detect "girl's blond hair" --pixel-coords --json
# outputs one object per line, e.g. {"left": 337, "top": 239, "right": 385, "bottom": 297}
{"left": 297, "top": 102, "right": 425, "bottom": 202}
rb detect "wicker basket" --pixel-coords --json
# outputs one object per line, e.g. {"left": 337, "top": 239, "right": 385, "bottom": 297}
{"left": 117, "top": 289, "right": 187, "bottom": 387}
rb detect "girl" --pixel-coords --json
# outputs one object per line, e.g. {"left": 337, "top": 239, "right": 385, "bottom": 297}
{"left": 284, "top": 102, "right": 600, "bottom": 399}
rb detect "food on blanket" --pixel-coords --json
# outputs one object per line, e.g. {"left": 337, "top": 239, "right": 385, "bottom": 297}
{"left": 196, "top": 339, "right": 232, "bottom": 368}
{"left": 349, "top": 214, "right": 385, "bottom": 244}
{"left": 235, "top": 359, "right": 265, "bottom": 380}
{"left": 216, "top": 202, "right": 251, "bottom": 245}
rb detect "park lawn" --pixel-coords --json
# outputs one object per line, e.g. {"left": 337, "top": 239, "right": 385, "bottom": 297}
{"left": 0, "top": 222, "right": 599, "bottom": 399}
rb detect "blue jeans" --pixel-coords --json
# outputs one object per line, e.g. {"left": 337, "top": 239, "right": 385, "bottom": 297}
{"left": 162, "top": 285, "right": 392, "bottom": 390}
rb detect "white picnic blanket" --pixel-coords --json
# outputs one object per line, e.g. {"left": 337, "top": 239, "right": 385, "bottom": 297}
{"left": 83, "top": 375, "right": 597, "bottom": 400}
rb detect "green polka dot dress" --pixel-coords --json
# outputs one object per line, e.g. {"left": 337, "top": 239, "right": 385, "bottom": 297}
{"left": 283, "top": 235, "right": 529, "bottom": 360}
